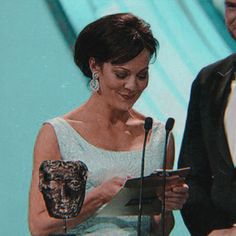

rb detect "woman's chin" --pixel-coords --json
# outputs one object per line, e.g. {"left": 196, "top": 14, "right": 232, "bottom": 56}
{"left": 117, "top": 103, "right": 134, "bottom": 112}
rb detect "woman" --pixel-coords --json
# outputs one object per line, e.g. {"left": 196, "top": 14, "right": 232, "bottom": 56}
{"left": 29, "top": 13, "right": 188, "bottom": 235}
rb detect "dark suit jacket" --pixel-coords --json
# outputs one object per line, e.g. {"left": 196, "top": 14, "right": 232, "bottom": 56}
{"left": 178, "top": 53, "right": 236, "bottom": 236}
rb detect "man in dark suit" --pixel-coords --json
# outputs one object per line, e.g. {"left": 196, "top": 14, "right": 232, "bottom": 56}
{"left": 178, "top": 1, "right": 236, "bottom": 235}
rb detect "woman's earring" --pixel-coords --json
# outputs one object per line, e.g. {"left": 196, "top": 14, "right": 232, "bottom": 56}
{"left": 90, "top": 72, "right": 100, "bottom": 92}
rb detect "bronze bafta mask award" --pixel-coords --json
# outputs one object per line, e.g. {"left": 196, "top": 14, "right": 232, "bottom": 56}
{"left": 39, "top": 160, "right": 88, "bottom": 236}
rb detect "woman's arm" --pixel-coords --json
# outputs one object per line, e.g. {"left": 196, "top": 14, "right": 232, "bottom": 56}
{"left": 151, "top": 133, "right": 175, "bottom": 235}
{"left": 28, "top": 124, "right": 125, "bottom": 236}
{"left": 151, "top": 133, "right": 189, "bottom": 235}
{"left": 151, "top": 212, "right": 174, "bottom": 236}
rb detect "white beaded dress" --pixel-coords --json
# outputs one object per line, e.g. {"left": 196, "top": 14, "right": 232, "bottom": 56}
{"left": 46, "top": 117, "right": 166, "bottom": 235}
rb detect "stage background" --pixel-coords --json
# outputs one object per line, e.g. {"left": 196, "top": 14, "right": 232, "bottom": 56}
{"left": 0, "top": 0, "right": 234, "bottom": 235}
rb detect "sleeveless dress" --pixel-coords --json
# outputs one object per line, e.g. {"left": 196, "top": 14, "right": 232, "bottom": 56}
{"left": 46, "top": 117, "right": 166, "bottom": 235}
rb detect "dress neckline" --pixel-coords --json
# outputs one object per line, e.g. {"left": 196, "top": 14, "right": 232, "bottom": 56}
{"left": 57, "top": 117, "right": 156, "bottom": 154}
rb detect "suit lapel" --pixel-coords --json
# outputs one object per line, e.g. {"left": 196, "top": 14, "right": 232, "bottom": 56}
{"left": 213, "top": 62, "right": 235, "bottom": 169}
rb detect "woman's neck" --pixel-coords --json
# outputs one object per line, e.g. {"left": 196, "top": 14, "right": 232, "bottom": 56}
{"left": 83, "top": 95, "right": 134, "bottom": 128}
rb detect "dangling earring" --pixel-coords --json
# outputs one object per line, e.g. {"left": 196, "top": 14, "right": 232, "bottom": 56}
{"left": 90, "top": 72, "right": 100, "bottom": 92}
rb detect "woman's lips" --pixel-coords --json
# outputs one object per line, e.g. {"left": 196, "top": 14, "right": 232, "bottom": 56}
{"left": 119, "top": 93, "right": 136, "bottom": 100}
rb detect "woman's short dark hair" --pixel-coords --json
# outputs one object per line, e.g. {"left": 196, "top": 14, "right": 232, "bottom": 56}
{"left": 74, "top": 13, "right": 159, "bottom": 78}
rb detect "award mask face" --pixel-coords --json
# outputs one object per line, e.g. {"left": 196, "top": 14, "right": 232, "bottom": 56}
{"left": 39, "top": 160, "right": 88, "bottom": 219}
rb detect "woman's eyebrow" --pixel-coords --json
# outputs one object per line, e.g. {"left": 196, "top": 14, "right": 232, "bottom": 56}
{"left": 113, "top": 66, "right": 149, "bottom": 73}
{"left": 225, "top": 1, "right": 236, "bottom": 8}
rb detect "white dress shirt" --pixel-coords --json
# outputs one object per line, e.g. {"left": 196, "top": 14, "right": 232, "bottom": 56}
{"left": 224, "top": 79, "right": 236, "bottom": 167}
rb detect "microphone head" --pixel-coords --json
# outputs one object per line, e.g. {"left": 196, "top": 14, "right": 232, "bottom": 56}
{"left": 144, "top": 117, "right": 153, "bottom": 131}
{"left": 165, "top": 118, "right": 175, "bottom": 132}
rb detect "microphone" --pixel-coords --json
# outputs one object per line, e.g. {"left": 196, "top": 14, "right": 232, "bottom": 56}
{"left": 144, "top": 117, "right": 153, "bottom": 131}
{"left": 162, "top": 117, "right": 175, "bottom": 236}
{"left": 137, "top": 117, "right": 153, "bottom": 236}
{"left": 165, "top": 118, "right": 175, "bottom": 133}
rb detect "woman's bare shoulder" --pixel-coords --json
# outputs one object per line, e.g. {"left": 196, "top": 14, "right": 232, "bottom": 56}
{"left": 34, "top": 123, "right": 61, "bottom": 162}
{"left": 37, "top": 123, "right": 57, "bottom": 142}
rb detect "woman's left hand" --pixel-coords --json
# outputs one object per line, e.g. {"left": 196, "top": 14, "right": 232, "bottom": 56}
{"left": 158, "top": 183, "right": 189, "bottom": 211}
{"left": 208, "top": 227, "right": 236, "bottom": 236}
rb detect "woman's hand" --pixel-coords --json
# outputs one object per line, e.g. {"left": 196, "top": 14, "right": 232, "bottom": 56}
{"left": 158, "top": 182, "right": 189, "bottom": 211}
{"left": 96, "top": 176, "right": 126, "bottom": 204}
{"left": 208, "top": 227, "right": 236, "bottom": 236}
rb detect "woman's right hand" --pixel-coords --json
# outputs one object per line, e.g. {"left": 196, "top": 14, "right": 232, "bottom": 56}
{"left": 96, "top": 177, "right": 126, "bottom": 203}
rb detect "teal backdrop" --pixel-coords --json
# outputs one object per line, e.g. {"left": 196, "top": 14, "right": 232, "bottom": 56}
{"left": 0, "top": 0, "right": 234, "bottom": 235}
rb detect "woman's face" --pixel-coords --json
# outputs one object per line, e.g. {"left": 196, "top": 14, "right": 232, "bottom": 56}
{"left": 225, "top": 0, "right": 236, "bottom": 39}
{"left": 97, "top": 49, "right": 150, "bottom": 111}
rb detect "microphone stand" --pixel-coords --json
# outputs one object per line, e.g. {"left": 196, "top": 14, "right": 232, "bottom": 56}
{"left": 137, "top": 117, "right": 153, "bottom": 236}
{"left": 161, "top": 118, "right": 175, "bottom": 236}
